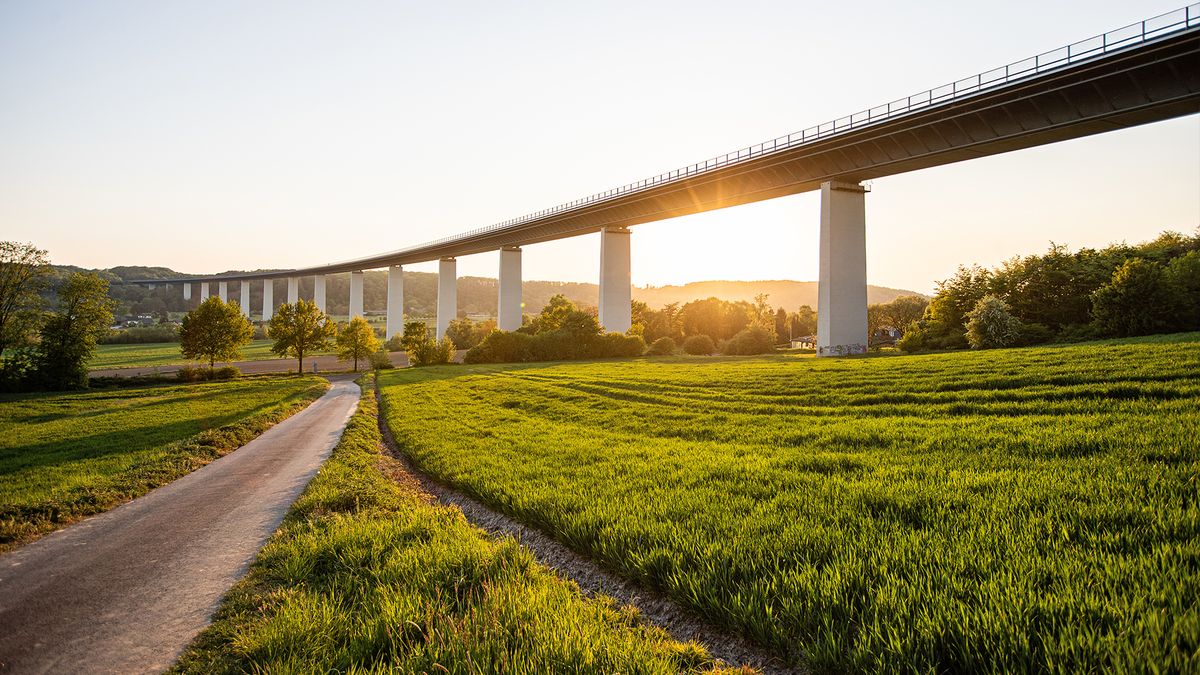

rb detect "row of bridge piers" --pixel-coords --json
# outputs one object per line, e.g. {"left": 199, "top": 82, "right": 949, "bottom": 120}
{"left": 157, "top": 181, "right": 870, "bottom": 356}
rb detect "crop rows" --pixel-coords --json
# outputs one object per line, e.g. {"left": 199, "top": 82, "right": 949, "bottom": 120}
{"left": 379, "top": 334, "right": 1200, "bottom": 673}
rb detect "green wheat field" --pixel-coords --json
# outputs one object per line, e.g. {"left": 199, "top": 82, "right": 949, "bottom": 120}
{"left": 377, "top": 333, "right": 1200, "bottom": 673}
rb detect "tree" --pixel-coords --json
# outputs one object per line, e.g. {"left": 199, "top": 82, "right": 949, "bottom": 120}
{"left": 1091, "top": 258, "right": 1177, "bottom": 337}
{"left": 34, "top": 272, "right": 116, "bottom": 390}
{"left": 791, "top": 305, "right": 817, "bottom": 337}
{"left": 0, "top": 241, "right": 52, "bottom": 356}
{"left": 883, "top": 296, "right": 929, "bottom": 335}
{"left": 268, "top": 300, "right": 337, "bottom": 374}
{"left": 774, "top": 308, "right": 789, "bottom": 342}
{"left": 1164, "top": 251, "right": 1200, "bottom": 331}
{"left": 867, "top": 303, "right": 888, "bottom": 347}
{"left": 524, "top": 294, "right": 577, "bottom": 334}
{"left": 965, "top": 295, "right": 1022, "bottom": 349}
{"left": 179, "top": 297, "right": 254, "bottom": 370}
{"left": 400, "top": 320, "right": 429, "bottom": 351}
{"left": 337, "top": 316, "right": 380, "bottom": 371}
{"left": 445, "top": 317, "right": 494, "bottom": 350}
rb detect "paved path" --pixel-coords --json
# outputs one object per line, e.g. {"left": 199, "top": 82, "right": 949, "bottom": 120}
{"left": 89, "top": 351, "right": 410, "bottom": 378}
{"left": 0, "top": 376, "right": 361, "bottom": 674}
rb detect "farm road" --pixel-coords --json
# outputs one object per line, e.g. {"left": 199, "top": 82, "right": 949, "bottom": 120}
{"left": 0, "top": 376, "right": 360, "bottom": 674}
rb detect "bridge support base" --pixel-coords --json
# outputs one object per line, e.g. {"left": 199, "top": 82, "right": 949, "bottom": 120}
{"left": 437, "top": 258, "right": 457, "bottom": 341}
{"left": 240, "top": 280, "right": 250, "bottom": 317}
{"left": 498, "top": 247, "right": 522, "bottom": 332}
{"left": 599, "top": 227, "right": 631, "bottom": 334}
{"left": 349, "top": 271, "right": 365, "bottom": 320}
{"left": 262, "top": 280, "right": 273, "bottom": 322}
{"left": 817, "top": 180, "right": 869, "bottom": 356}
{"left": 314, "top": 275, "right": 326, "bottom": 313}
{"left": 387, "top": 265, "right": 404, "bottom": 339}
{"left": 287, "top": 277, "right": 299, "bottom": 305}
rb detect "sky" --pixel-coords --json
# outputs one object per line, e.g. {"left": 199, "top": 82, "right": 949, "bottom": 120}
{"left": 1, "top": 0, "right": 1196, "bottom": 295}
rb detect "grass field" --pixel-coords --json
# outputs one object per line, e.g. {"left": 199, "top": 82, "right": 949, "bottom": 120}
{"left": 379, "top": 333, "right": 1200, "bottom": 673}
{"left": 173, "top": 375, "right": 726, "bottom": 674}
{"left": 88, "top": 339, "right": 330, "bottom": 370}
{"left": 0, "top": 375, "right": 327, "bottom": 550}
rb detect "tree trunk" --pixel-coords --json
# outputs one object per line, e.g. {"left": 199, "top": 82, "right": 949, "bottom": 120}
{"left": 298, "top": 350, "right": 304, "bottom": 375}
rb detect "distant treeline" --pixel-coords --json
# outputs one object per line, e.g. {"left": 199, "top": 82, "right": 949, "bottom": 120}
{"left": 900, "top": 231, "right": 1199, "bottom": 351}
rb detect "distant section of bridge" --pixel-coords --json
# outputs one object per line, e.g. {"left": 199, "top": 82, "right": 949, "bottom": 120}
{"left": 135, "top": 6, "right": 1200, "bottom": 354}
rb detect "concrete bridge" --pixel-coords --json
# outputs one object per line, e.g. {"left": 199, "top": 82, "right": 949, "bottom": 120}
{"left": 135, "top": 6, "right": 1200, "bottom": 355}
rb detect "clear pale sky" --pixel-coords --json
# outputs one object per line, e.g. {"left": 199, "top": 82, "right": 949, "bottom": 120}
{"left": 1, "top": 1, "right": 1196, "bottom": 295}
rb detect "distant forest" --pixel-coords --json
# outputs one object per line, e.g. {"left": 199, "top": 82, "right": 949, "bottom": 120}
{"left": 43, "top": 265, "right": 922, "bottom": 320}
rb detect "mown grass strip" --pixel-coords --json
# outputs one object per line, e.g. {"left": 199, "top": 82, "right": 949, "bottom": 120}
{"left": 378, "top": 333, "right": 1200, "bottom": 674}
{"left": 0, "top": 375, "right": 328, "bottom": 552}
{"left": 171, "top": 374, "right": 735, "bottom": 674}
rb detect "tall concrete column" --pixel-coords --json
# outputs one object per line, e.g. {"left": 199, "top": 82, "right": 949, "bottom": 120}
{"left": 817, "top": 180, "right": 869, "bottom": 356}
{"left": 262, "top": 279, "right": 274, "bottom": 322}
{"left": 497, "top": 246, "right": 522, "bottom": 332}
{"left": 314, "top": 275, "right": 327, "bottom": 313}
{"left": 287, "top": 277, "right": 299, "bottom": 305}
{"left": 218, "top": 281, "right": 228, "bottom": 302}
{"left": 239, "top": 280, "right": 250, "bottom": 317}
{"left": 436, "top": 257, "right": 457, "bottom": 340}
{"left": 183, "top": 283, "right": 192, "bottom": 301}
{"left": 386, "top": 265, "right": 404, "bottom": 339}
{"left": 598, "top": 227, "right": 632, "bottom": 333}
{"left": 200, "top": 282, "right": 210, "bottom": 299}
{"left": 349, "top": 271, "right": 364, "bottom": 319}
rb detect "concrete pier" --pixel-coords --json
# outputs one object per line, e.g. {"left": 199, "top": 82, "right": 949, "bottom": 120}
{"left": 437, "top": 258, "right": 456, "bottom": 340}
{"left": 314, "top": 276, "right": 326, "bottom": 313}
{"left": 287, "top": 277, "right": 298, "bottom": 306}
{"left": 349, "top": 271, "right": 364, "bottom": 319}
{"left": 200, "top": 282, "right": 209, "bottom": 300}
{"left": 817, "top": 180, "right": 869, "bottom": 356}
{"left": 598, "top": 227, "right": 631, "bottom": 334}
{"left": 183, "top": 283, "right": 192, "bottom": 301}
{"left": 387, "top": 265, "right": 404, "bottom": 340}
{"left": 239, "top": 281, "right": 250, "bottom": 317}
{"left": 218, "top": 281, "right": 228, "bottom": 303}
{"left": 498, "top": 247, "right": 522, "bottom": 332}
{"left": 262, "top": 280, "right": 274, "bottom": 322}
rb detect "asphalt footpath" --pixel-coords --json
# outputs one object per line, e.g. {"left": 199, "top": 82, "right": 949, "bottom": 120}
{"left": 0, "top": 376, "right": 361, "bottom": 674}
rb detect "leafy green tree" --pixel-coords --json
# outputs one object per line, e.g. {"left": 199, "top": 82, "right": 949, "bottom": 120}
{"left": 408, "top": 335, "right": 454, "bottom": 366}
{"left": 524, "top": 294, "right": 577, "bottom": 334}
{"left": 774, "top": 308, "right": 789, "bottom": 341}
{"left": 179, "top": 297, "right": 254, "bottom": 370}
{"left": 883, "top": 296, "right": 928, "bottom": 335}
{"left": 34, "top": 272, "right": 116, "bottom": 390}
{"left": 0, "top": 241, "right": 52, "bottom": 356}
{"left": 965, "top": 295, "right": 1023, "bottom": 349}
{"left": 400, "top": 320, "right": 429, "bottom": 351}
{"left": 867, "top": 303, "right": 888, "bottom": 347}
{"left": 268, "top": 300, "right": 336, "bottom": 374}
{"left": 1091, "top": 258, "right": 1177, "bottom": 337}
{"left": 679, "top": 297, "right": 750, "bottom": 341}
{"left": 1164, "top": 251, "right": 1200, "bottom": 331}
{"left": 337, "top": 316, "right": 380, "bottom": 371}
{"left": 791, "top": 305, "right": 817, "bottom": 338}
{"left": 445, "top": 317, "right": 494, "bottom": 350}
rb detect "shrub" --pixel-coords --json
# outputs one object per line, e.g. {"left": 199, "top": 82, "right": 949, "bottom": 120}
{"left": 646, "top": 337, "right": 677, "bottom": 356}
{"left": 368, "top": 350, "right": 394, "bottom": 370}
{"left": 446, "top": 317, "right": 495, "bottom": 350}
{"left": 465, "top": 330, "right": 535, "bottom": 364}
{"left": 408, "top": 336, "right": 454, "bottom": 366}
{"left": 177, "top": 365, "right": 241, "bottom": 382}
{"left": 384, "top": 333, "right": 404, "bottom": 352}
{"left": 682, "top": 334, "right": 716, "bottom": 355}
{"left": 595, "top": 332, "right": 645, "bottom": 358}
{"left": 100, "top": 325, "right": 179, "bottom": 344}
{"left": 965, "top": 295, "right": 1022, "bottom": 349}
{"left": 721, "top": 326, "right": 775, "bottom": 355}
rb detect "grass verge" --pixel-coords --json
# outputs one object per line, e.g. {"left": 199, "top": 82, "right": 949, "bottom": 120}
{"left": 88, "top": 339, "right": 337, "bottom": 371}
{"left": 0, "top": 375, "right": 328, "bottom": 552}
{"left": 378, "top": 333, "right": 1200, "bottom": 673}
{"left": 171, "top": 373, "right": 734, "bottom": 674}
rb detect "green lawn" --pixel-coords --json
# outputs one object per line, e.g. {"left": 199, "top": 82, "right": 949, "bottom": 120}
{"left": 0, "top": 375, "right": 328, "bottom": 550}
{"left": 173, "top": 375, "right": 723, "bottom": 674}
{"left": 88, "top": 339, "right": 326, "bottom": 370}
{"left": 378, "top": 333, "right": 1200, "bottom": 674}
